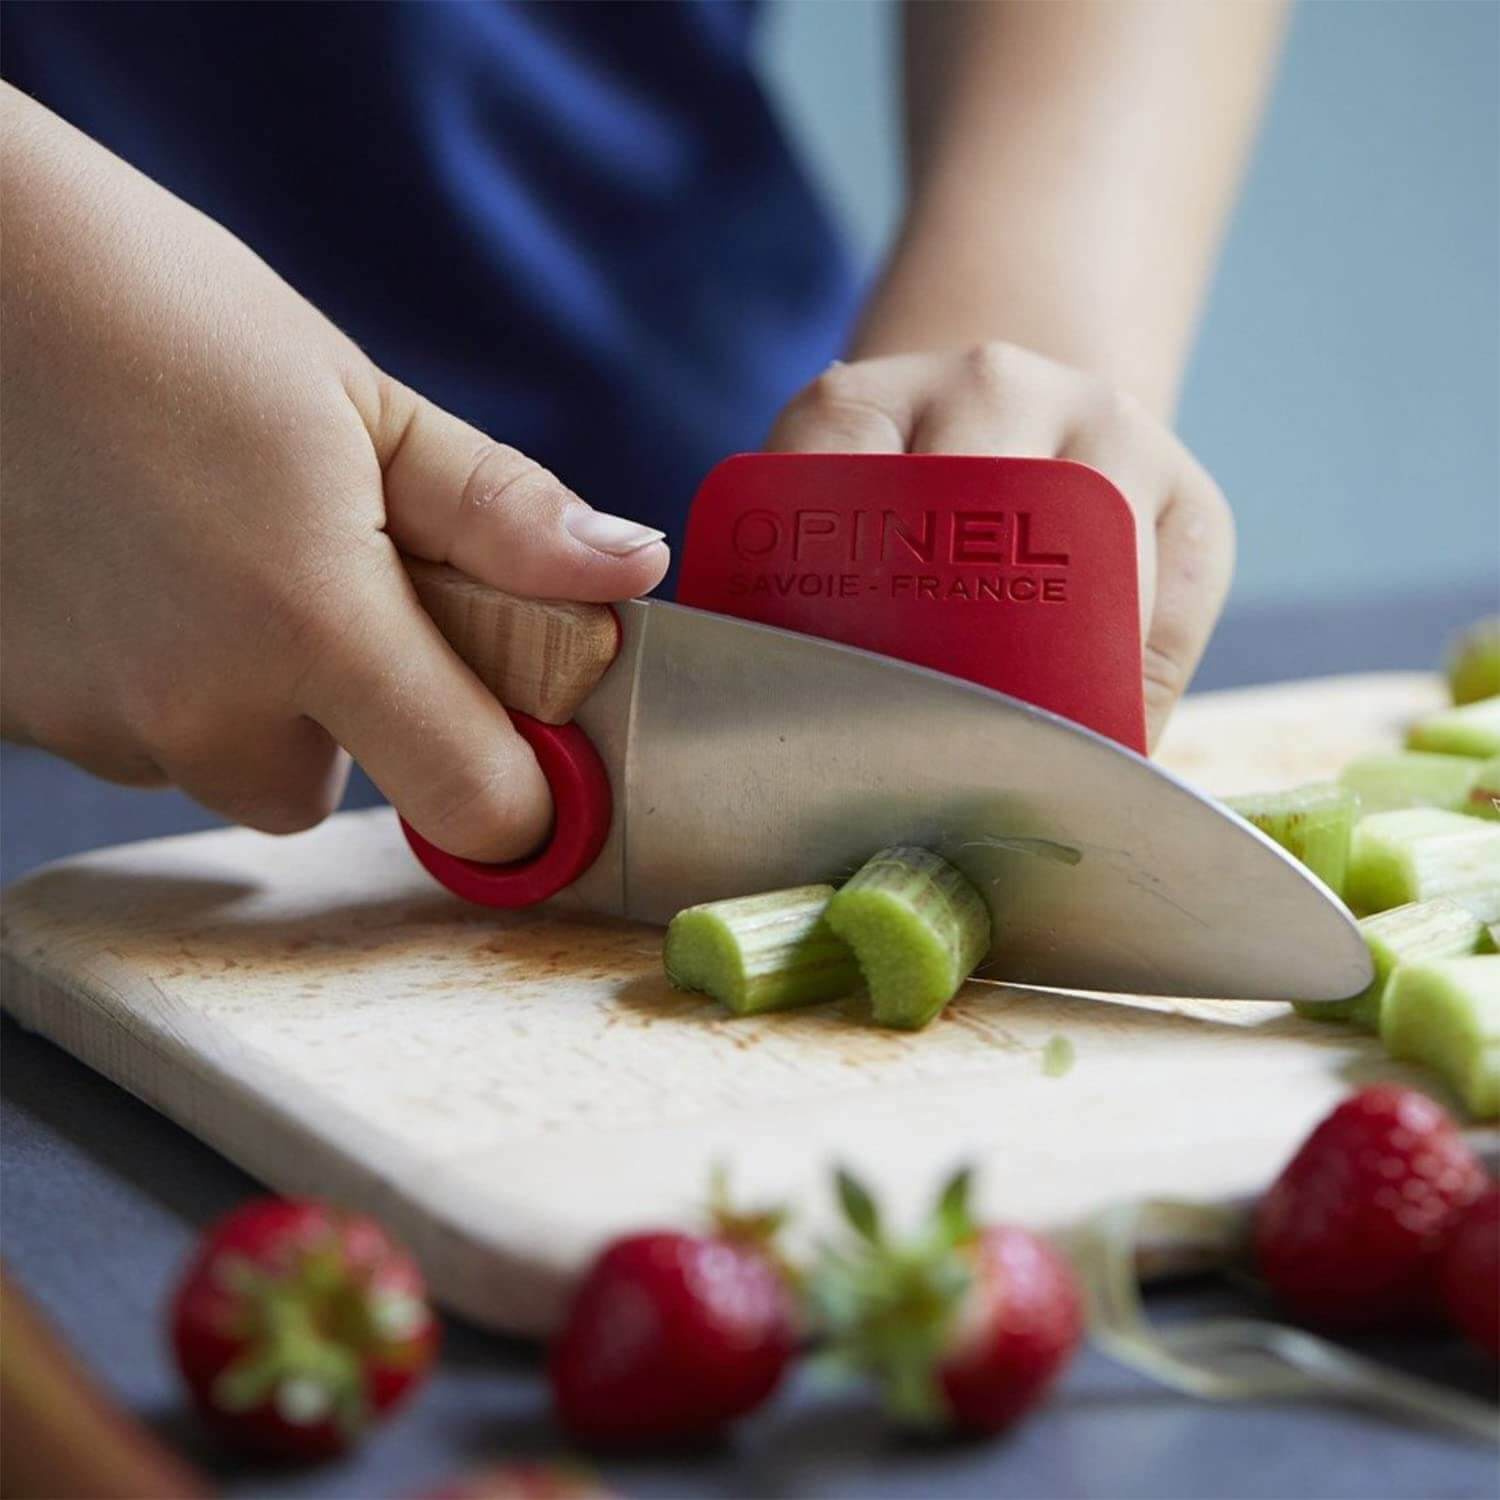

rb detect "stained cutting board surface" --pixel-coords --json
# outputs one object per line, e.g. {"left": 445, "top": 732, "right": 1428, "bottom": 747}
{"left": 0, "top": 673, "right": 1451, "bottom": 1334}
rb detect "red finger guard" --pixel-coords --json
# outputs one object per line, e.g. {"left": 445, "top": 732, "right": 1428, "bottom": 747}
{"left": 400, "top": 713, "right": 613, "bottom": 908}
{"left": 677, "top": 454, "right": 1146, "bottom": 751}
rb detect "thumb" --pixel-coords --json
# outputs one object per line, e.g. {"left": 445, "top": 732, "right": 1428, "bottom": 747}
{"left": 372, "top": 377, "right": 669, "bottom": 600}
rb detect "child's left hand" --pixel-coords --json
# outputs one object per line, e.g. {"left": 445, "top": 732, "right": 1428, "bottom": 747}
{"left": 766, "top": 342, "right": 1235, "bottom": 748}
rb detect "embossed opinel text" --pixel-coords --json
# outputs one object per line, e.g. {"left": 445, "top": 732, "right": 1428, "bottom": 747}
{"left": 727, "top": 507, "right": 1072, "bottom": 604}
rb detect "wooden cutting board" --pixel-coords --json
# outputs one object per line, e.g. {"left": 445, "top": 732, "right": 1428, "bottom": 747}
{"left": 0, "top": 673, "right": 1455, "bottom": 1336}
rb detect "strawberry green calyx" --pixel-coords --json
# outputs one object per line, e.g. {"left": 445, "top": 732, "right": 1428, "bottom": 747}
{"left": 171, "top": 1198, "right": 436, "bottom": 1460}
{"left": 808, "top": 1168, "right": 979, "bottom": 1427}
{"left": 210, "top": 1244, "right": 427, "bottom": 1441}
{"left": 702, "top": 1164, "right": 801, "bottom": 1293}
{"left": 705, "top": 1165, "right": 788, "bottom": 1249}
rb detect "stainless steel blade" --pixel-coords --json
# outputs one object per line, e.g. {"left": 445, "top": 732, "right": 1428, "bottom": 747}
{"left": 566, "top": 600, "right": 1372, "bottom": 1002}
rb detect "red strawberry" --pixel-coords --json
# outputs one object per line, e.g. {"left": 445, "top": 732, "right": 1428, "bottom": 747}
{"left": 1437, "top": 1184, "right": 1500, "bottom": 1359}
{"left": 936, "top": 1223, "right": 1085, "bottom": 1432}
{"left": 170, "top": 1196, "right": 438, "bottom": 1460}
{"left": 548, "top": 1193, "right": 797, "bottom": 1446}
{"left": 1254, "top": 1085, "right": 1486, "bottom": 1332}
{"left": 812, "top": 1169, "right": 1083, "bottom": 1435}
{"left": 414, "top": 1462, "right": 619, "bottom": 1499}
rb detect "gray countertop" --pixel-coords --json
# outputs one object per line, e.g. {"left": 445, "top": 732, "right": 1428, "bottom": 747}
{"left": 3, "top": 582, "right": 1497, "bottom": 1500}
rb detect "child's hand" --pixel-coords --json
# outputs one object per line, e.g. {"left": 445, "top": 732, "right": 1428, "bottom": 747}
{"left": 767, "top": 345, "right": 1234, "bottom": 746}
{"left": 0, "top": 88, "right": 667, "bottom": 859}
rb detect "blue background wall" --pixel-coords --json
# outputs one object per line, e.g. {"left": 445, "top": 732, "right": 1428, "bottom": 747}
{"left": 755, "top": 0, "right": 1498, "bottom": 617}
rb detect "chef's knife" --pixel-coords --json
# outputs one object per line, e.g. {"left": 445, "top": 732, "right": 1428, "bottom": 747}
{"left": 401, "top": 561, "right": 1372, "bottom": 1003}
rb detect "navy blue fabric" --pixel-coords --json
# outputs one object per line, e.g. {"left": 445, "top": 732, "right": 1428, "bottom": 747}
{"left": 1, "top": 1, "right": 859, "bottom": 578}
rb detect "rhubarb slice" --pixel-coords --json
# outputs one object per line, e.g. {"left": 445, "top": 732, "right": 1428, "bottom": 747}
{"left": 1469, "top": 756, "right": 1500, "bottom": 821}
{"left": 1406, "top": 698, "right": 1500, "bottom": 760}
{"left": 1446, "top": 616, "right": 1500, "bottom": 706}
{"left": 663, "top": 885, "right": 862, "bottom": 1015}
{"left": 1293, "top": 898, "right": 1486, "bottom": 1029}
{"left": 1345, "top": 808, "right": 1500, "bottom": 916}
{"left": 825, "top": 847, "right": 991, "bottom": 1031}
{"left": 1338, "top": 751, "right": 1486, "bottom": 816}
{"left": 1225, "top": 782, "right": 1358, "bottom": 896}
{"left": 1381, "top": 955, "right": 1500, "bottom": 1119}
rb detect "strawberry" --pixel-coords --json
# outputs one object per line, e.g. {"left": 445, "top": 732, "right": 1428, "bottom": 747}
{"left": 1437, "top": 1184, "right": 1500, "bottom": 1359}
{"left": 811, "top": 1169, "right": 1083, "bottom": 1435}
{"left": 170, "top": 1196, "right": 438, "bottom": 1460}
{"left": 1253, "top": 1085, "right": 1486, "bottom": 1332}
{"left": 547, "top": 1190, "right": 797, "bottom": 1446}
{"left": 414, "top": 1462, "right": 619, "bottom": 1499}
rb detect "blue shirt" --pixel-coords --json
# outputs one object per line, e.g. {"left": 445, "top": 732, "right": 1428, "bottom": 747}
{"left": 1, "top": 1, "right": 859, "bottom": 579}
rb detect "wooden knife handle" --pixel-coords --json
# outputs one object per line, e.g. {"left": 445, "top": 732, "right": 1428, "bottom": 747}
{"left": 404, "top": 559, "right": 620, "bottom": 726}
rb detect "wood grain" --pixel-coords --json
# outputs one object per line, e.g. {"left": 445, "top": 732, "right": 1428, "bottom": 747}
{"left": 0, "top": 672, "right": 1454, "bottom": 1336}
{"left": 404, "top": 560, "right": 619, "bottom": 724}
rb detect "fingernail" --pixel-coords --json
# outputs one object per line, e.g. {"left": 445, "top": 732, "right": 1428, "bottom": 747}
{"left": 565, "top": 508, "right": 666, "bottom": 557}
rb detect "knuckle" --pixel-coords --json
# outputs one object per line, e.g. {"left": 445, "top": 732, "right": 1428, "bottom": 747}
{"left": 414, "top": 757, "right": 530, "bottom": 857}
{"left": 1088, "top": 382, "right": 1148, "bottom": 435}
{"left": 783, "top": 367, "right": 902, "bottom": 447}
{"left": 800, "top": 363, "right": 870, "bottom": 412}
{"left": 961, "top": 340, "right": 1029, "bottom": 395}
{"left": 1142, "top": 638, "right": 1191, "bottom": 714}
{"left": 461, "top": 442, "right": 561, "bottom": 522}
{"left": 1067, "top": 380, "right": 1152, "bottom": 457}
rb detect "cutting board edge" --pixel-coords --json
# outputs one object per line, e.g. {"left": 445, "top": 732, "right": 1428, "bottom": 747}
{"left": 0, "top": 935, "right": 571, "bottom": 1336}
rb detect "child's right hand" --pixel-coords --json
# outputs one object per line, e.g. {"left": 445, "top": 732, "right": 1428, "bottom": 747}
{"left": 0, "top": 85, "right": 668, "bottom": 861}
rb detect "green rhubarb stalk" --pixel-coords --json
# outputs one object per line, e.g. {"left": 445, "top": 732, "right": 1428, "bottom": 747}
{"left": 1293, "top": 898, "right": 1486, "bottom": 1029}
{"left": 1224, "top": 782, "right": 1358, "bottom": 896}
{"left": 1337, "top": 751, "right": 1486, "bottom": 816}
{"left": 825, "top": 847, "right": 991, "bottom": 1031}
{"left": 1455, "top": 888, "right": 1500, "bottom": 924}
{"left": 1446, "top": 615, "right": 1500, "bottom": 706}
{"left": 1405, "top": 697, "right": 1500, "bottom": 759}
{"left": 663, "top": 884, "right": 862, "bottom": 1015}
{"left": 1344, "top": 808, "right": 1500, "bottom": 917}
{"left": 1381, "top": 955, "right": 1500, "bottom": 1119}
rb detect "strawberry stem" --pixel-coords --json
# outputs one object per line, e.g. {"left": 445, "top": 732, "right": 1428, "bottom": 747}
{"left": 813, "top": 1168, "right": 979, "bottom": 1429}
